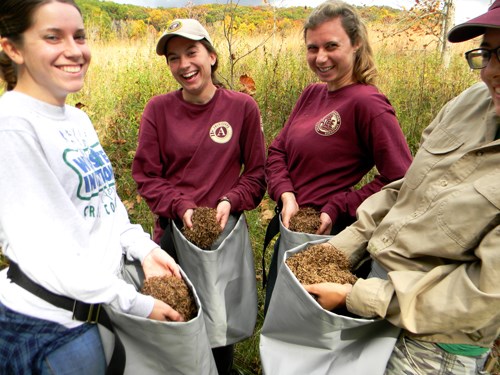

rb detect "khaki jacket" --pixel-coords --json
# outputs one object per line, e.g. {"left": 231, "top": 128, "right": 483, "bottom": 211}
{"left": 329, "top": 82, "right": 500, "bottom": 347}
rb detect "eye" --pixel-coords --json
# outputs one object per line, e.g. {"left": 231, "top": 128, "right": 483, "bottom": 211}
{"left": 44, "top": 34, "right": 60, "bottom": 42}
{"left": 74, "top": 33, "right": 87, "bottom": 43}
{"left": 325, "top": 42, "right": 338, "bottom": 51}
{"left": 167, "top": 55, "right": 178, "bottom": 63}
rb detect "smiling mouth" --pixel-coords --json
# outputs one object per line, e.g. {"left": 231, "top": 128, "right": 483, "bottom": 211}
{"left": 318, "top": 66, "right": 333, "bottom": 73}
{"left": 182, "top": 71, "right": 198, "bottom": 80}
{"left": 59, "top": 65, "right": 82, "bottom": 73}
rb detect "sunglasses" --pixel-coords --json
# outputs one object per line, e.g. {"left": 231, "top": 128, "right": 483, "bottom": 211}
{"left": 465, "top": 46, "right": 500, "bottom": 69}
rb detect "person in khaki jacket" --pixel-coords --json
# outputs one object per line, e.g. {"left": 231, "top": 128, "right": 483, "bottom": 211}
{"left": 304, "top": 1, "right": 500, "bottom": 373}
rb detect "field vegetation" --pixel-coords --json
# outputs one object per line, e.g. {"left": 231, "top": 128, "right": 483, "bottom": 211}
{"left": 1, "top": 0, "right": 493, "bottom": 373}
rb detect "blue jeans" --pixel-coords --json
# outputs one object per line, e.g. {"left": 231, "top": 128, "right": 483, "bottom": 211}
{"left": 40, "top": 325, "right": 106, "bottom": 375}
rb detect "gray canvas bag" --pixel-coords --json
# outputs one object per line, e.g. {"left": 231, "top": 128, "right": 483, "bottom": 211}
{"left": 99, "top": 259, "right": 217, "bottom": 375}
{"left": 172, "top": 213, "right": 258, "bottom": 348}
{"left": 276, "top": 214, "right": 332, "bottom": 275}
{"left": 260, "top": 239, "right": 400, "bottom": 375}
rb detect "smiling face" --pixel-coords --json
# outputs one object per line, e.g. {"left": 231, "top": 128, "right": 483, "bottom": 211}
{"left": 166, "top": 37, "right": 217, "bottom": 104}
{"left": 305, "top": 17, "right": 359, "bottom": 92}
{"left": 1, "top": 1, "right": 90, "bottom": 106}
{"left": 480, "top": 28, "right": 500, "bottom": 116}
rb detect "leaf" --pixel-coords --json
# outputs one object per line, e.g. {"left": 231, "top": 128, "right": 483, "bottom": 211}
{"left": 239, "top": 74, "right": 256, "bottom": 96}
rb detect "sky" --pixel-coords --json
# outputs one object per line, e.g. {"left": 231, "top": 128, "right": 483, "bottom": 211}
{"left": 111, "top": 0, "right": 491, "bottom": 24}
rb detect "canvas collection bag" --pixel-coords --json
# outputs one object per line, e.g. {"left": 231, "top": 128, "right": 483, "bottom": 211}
{"left": 99, "top": 258, "right": 217, "bottom": 375}
{"left": 277, "top": 215, "right": 332, "bottom": 275}
{"left": 260, "top": 239, "right": 400, "bottom": 375}
{"left": 172, "top": 213, "right": 258, "bottom": 348}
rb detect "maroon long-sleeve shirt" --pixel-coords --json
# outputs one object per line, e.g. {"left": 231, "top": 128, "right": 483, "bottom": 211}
{"left": 132, "top": 88, "right": 266, "bottom": 242}
{"left": 266, "top": 83, "right": 412, "bottom": 225}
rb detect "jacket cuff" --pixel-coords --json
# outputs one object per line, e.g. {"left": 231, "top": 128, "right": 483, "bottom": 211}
{"left": 128, "top": 293, "right": 155, "bottom": 318}
{"left": 175, "top": 200, "right": 196, "bottom": 221}
{"left": 346, "top": 277, "right": 392, "bottom": 319}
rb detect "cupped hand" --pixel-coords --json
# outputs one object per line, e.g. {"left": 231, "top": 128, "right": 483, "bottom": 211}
{"left": 303, "top": 282, "right": 353, "bottom": 311}
{"left": 148, "top": 299, "right": 184, "bottom": 322}
{"left": 280, "top": 192, "right": 299, "bottom": 229}
{"left": 316, "top": 212, "right": 333, "bottom": 235}
{"left": 182, "top": 208, "right": 194, "bottom": 229}
{"left": 216, "top": 200, "right": 231, "bottom": 231}
{"left": 142, "top": 247, "right": 181, "bottom": 280}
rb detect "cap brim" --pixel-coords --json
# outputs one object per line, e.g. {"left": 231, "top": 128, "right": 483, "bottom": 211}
{"left": 156, "top": 33, "right": 207, "bottom": 56}
{"left": 448, "top": 24, "right": 488, "bottom": 43}
{"left": 447, "top": 6, "right": 500, "bottom": 42}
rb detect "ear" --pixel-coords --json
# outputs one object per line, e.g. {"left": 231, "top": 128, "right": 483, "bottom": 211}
{"left": 353, "top": 40, "right": 361, "bottom": 54}
{"left": 0, "top": 37, "right": 24, "bottom": 65}
{"left": 209, "top": 52, "right": 217, "bottom": 67}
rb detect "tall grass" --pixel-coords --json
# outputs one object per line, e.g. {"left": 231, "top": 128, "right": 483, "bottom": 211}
{"left": 1, "top": 25, "right": 482, "bottom": 373}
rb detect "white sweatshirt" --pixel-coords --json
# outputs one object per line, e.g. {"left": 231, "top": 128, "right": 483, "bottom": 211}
{"left": 0, "top": 91, "right": 155, "bottom": 327}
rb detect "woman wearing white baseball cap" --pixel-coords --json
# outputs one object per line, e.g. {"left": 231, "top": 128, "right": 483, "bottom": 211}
{"left": 132, "top": 18, "right": 266, "bottom": 375}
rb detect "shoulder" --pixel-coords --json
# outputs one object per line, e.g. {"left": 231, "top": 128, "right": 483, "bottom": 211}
{"left": 449, "top": 82, "right": 489, "bottom": 107}
{"left": 349, "top": 85, "right": 395, "bottom": 117}
{"left": 436, "top": 82, "right": 492, "bottom": 125}
{"left": 65, "top": 105, "right": 92, "bottom": 123}
{"left": 217, "top": 88, "right": 260, "bottom": 110}
{"left": 294, "top": 83, "right": 328, "bottom": 104}
{"left": 218, "top": 88, "right": 256, "bottom": 103}
{"left": 0, "top": 93, "right": 37, "bottom": 132}
{"left": 347, "top": 84, "right": 388, "bottom": 102}
{"left": 303, "top": 83, "right": 327, "bottom": 95}
{"left": 146, "top": 91, "right": 180, "bottom": 107}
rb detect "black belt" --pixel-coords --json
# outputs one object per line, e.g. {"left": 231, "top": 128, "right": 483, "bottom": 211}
{"left": 7, "top": 261, "right": 125, "bottom": 375}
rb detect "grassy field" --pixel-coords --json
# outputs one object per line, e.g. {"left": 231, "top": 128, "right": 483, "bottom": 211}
{"left": 1, "top": 24, "right": 494, "bottom": 373}
{"left": 71, "top": 27, "right": 483, "bottom": 374}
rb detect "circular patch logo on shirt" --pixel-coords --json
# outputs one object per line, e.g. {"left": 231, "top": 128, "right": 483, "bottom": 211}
{"left": 315, "top": 111, "right": 341, "bottom": 136}
{"left": 209, "top": 122, "right": 232, "bottom": 144}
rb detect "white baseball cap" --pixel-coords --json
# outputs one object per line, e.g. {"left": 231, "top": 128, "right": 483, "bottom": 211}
{"left": 156, "top": 19, "right": 213, "bottom": 56}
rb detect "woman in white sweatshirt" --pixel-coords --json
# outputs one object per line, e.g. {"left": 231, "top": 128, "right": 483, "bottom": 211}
{"left": 0, "top": 1, "right": 183, "bottom": 373}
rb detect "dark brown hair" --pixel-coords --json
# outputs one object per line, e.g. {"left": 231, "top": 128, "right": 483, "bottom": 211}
{"left": 0, "top": 0, "right": 81, "bottom": 90}
{"left": 198, "top": 39, "right": 224, "bottom": 88}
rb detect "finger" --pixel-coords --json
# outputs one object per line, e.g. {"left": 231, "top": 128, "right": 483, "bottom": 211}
{"left": 219, "top": 213, "right": 228, "bottom": 230}
{"left": 171, "top": 264, "right": 181, "bottom": 279}
{"left": 166, "top": 308, "right": 184, "bottom": 322}
{"left": 316, "top": 223, "right": 329, "bottom": 235}
{"left": 282, "top": 212, "right": 290, "bottom": 228}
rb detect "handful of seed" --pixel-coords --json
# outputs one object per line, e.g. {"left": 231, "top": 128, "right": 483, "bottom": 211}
{"left": 286, "top": 244, "right": 358, "bottom": 285}
{"left": 182, "top": 207, "right": 222, "bottom": 250}
{"left": 289, "top": 207, "right": 321, "bottom": 234}
{"left": 141, "top": 275, "right": 198, "bottom": 321}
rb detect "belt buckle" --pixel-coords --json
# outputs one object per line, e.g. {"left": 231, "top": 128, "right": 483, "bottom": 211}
{"left": 72, "top": 301, "right": 101, "bottom": 324}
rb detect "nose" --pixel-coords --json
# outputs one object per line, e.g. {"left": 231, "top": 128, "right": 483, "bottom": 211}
{"left": 316, "top": 48, "right": 328, "bottom": 63}
{"left": 178, "top": 55, "right": 190, "bottom": 68}
{"left": 485, "top": 49, "right": 500, "bottom": 75}
{"left": 64, "top": 37, "right": 83, "bottom": 58}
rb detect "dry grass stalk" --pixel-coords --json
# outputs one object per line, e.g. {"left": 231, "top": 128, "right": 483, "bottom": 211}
{"left": 141, "top": 276, "right": 198, "bottom": 321}
{"left": 286, "top": 244, "right": 357, "bottom": 285}
{"left": 289, "top": 207, "right": 321, "bottom": 234}
{"left": 182, "top": 207, "right": 222, "bottom": 250}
